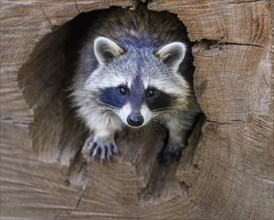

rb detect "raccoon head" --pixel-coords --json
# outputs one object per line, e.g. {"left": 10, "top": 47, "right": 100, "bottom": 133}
{"left": 90, "top": 36, "right": 188, "bottom": 128}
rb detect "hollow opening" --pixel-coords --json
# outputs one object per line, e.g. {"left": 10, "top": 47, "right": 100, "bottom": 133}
{"left": 18, "top": 2, "right": 205, "bottom": 201}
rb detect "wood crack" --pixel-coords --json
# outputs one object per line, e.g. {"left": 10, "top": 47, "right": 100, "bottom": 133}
{"left": 0, "top": 118, "right": 30, "bottom": 127}
{"left": 254, "top": 174, "right": 274, "bottom": 184}
{"left": 75, "top": 186, "right": 86, "bottom": 210}
{"left": 226, "top": 0, "right": 268, "bottom": 5}
{"left": 196, "top": 39, "right": 263, "bottom": 49}
{"left": 39, "top": 2, "right": 53, "bottom": 30}
{"left": 206, "top": 119, "right": 249, "bottom": 125}
{"left": 74, "top": 0, "right": 80, "bottom": 14}
{"left": 219, "top": 42, "right": 263, "bottom": 48}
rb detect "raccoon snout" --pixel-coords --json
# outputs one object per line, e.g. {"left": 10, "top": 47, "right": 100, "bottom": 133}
{"left": 127, "top": 113, "right": 144, "bottom": 127}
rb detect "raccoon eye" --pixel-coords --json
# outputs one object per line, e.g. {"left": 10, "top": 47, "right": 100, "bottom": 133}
{"left": 146, "top": 88, "right": 158, "bottom": 97}
{"left": 117, "top": 86, "right": 128, "bottom": 95}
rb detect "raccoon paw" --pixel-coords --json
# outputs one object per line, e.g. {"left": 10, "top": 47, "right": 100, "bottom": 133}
{"left": 158, "top": 143, "right": 183, "bottom": 166}
{"left": 88, "top": 140, "right": 119, "bottom": 163}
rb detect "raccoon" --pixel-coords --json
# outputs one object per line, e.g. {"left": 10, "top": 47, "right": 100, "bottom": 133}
{"left": 71, "top": 4, "right": 201, "bottom": 164}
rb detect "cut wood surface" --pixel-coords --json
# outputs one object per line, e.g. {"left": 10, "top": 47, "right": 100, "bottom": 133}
{"left": 1, "top": 0, "right": 273, "bottom": 219}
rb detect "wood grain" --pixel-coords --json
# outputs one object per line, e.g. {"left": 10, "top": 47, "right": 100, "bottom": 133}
{"left": 0, "top": 0, "right": 273, "bottom": 219}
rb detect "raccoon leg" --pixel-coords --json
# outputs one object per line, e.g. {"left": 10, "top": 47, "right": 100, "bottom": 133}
{"left": 159, "top": 117, "right": 191, "bottom": 165}
{"left": 88, "top": 127, "right": 118, "bottom": 163}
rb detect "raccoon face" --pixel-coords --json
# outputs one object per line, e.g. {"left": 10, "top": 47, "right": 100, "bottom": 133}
{"left": 98, "top": 77, "right": 174, "bottom": 127}
{"left": 90, "top": 36, "right": 188, "bottom": 128}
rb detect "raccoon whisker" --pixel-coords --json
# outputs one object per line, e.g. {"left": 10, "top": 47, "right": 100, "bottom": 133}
{"left": 96, "top": 103, "right": 120, "bottom": 111}
{"left": 152, "top": 111, "right": 176, "bottom": 118}
{"left": 135, "top": 124, "right": 159, "bottom": 136}
{"left": 149, "top": 122, "right": 166, "bottom": 132}
{"left": 82, "top": 107, "right": 113, "bottom": 112}
{"left": 97, "top": 103, "right": 116, "bottom": 109}
{"left": 150, "top": 118, "right": 164, "bottom": 125}
{"left": 153, "top": 106, "right": 179, "bottom": 112}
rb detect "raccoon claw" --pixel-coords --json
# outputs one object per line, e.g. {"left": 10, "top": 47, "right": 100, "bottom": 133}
{"left": 88, "top": 140, "right": 118, "bottom": 163}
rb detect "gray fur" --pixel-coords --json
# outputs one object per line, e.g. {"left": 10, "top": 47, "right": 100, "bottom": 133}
{"left": 70, "top": 4, "right": 201, "bottom": 164}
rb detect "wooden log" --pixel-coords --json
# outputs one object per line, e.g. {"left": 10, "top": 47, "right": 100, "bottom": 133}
{"left": 1, "top": 0, "right": 273, "bottom": 219}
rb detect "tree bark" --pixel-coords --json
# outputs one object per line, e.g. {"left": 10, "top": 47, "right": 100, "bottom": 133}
{"left": 1, "top": 0, "right": 273, "bottom": 219}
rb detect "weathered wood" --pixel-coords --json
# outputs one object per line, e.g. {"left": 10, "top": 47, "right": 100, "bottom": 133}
{"left": 1, "top": 0, "right": 273, "bottom": 219}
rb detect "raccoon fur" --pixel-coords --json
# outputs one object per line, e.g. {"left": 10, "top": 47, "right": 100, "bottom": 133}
{"left": 71, "top": 4, "right": 201, "bottom": 164}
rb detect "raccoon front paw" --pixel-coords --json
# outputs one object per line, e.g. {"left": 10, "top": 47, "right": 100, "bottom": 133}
{"left": 158, "top": 142, "right": 184, "bottom": 166}
{"left": 88, "top": 139, "right": 119, "bottom": 163}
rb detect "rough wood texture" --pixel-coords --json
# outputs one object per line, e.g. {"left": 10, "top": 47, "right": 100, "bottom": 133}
{"left": 1, "top": 0, "right": 273, "bottom": 219}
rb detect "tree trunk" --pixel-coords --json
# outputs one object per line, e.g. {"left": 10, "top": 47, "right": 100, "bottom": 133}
{"left": 1, "top": 0, "right": 273, "bottom": 219}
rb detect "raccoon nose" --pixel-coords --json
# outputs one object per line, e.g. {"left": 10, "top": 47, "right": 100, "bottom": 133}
{"left": 127, "top": 114, "right": 144, "bottom": 127}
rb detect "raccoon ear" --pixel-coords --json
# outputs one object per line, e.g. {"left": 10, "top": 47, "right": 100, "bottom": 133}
{"left": 94, "top": 37, "right": 124, "bottom": 65}
{"left": 156, "top": 42, "right": 186, "bottom": 70}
